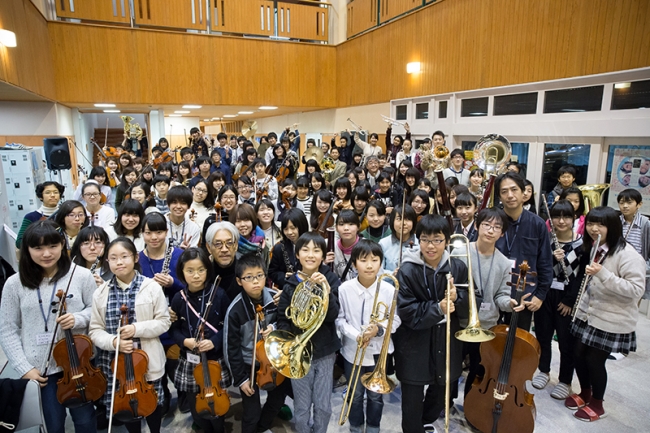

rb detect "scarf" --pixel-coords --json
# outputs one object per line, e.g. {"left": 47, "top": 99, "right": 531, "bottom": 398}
{"left": 238, "top": 227, "right": 266, "bottom": 255}
{"left": 337, "top": 235, "right": 360, "bottom": 255}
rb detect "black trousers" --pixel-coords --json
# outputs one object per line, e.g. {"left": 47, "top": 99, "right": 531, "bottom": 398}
{"left": 503, "top": 307, "right": 533, "bottom": 331}
{"left": 574, "top": 340, "right": 610, "bottom": 400}
{"left": 400, "top": 382, "right": 445, "bottom": 433}
{"left": 240, "top": 378, "right": 289, "bottom": 433}
{"left": 124, "top": 406, "right": 162, "bottom": 433}
{"left": 464, "top": 342, "right": 484, "bottom": 397}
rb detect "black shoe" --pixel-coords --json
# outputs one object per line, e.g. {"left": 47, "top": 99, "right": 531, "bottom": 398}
{"left": 178, "top": 391, "right": 191, "bottom": 414}
{"left": 161, "top": 394, "right": 171, "bottom": 417}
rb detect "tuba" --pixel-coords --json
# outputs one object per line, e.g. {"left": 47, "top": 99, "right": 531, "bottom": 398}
{"left": 473, "top": 134, "right": 512, "bottom": 209}
{"left": 264, "top": 272, "right": 330, "bottom": 379}
{"left": 321, "top": 156, "right": 336, "bottom": 182}
{"left": 121, "top": 115, "right": 143, "bottom": 153}
{"left": 578, "top": 184, "right": 610, "bottom": 213}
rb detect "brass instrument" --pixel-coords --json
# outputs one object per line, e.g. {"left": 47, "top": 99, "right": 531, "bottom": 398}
{"left": 347, "top": 118, "right": 363, "bottom": 133}
{"left": 264, "top": 271, "right": 330, "bottom": 379}
{"left": 321, "top": 156, "right": 336, "bottom": 182}
{"left": 380, "top": 114, "right": 407, "bottom": 128}
{"left": 121, "top": 116, "right": 143, "bottom": 153}
{"left": 241, "top": 120, "right": 258, "bottom": 140}
{"left": 577, "top": 184, "right": 610, "bottom": 213}
{"left": 339, "top": 273, "right": 400, "bottom": 426}
{"left": 473, "top": 134, "right": 512, "bottom": 208}
{"left": 303, "top": 146, "right": 324, "bottom": 162}
{"left": 572, "top": 234, "right": 604, "bottom": 321}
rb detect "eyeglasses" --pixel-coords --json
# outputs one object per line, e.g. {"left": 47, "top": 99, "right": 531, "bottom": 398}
{"left": 237, "top": 186, "right": 249, "bottom": 191}
{"left": 83, "top": 193, "right": 100, "bottom": 198}
{"left": 81, "top": 240, "right": 104, "bottom": 248}
{"left": 221, "top": 195, "right": 236, "bottom": 201}
{"left": 107, "top": 254, "right": 134, "bottom": 263}
{"left": 420, "top": 238, "right": 445, "bottom": 246}
{"left": 240, "top": 273, "right": 266, "bottom": 283}
{"left": 185, "top": 268, "right": 207, "bottom": 276}
{"left": 43, "top": 191, "right": 60, "bottom": 196}
{"left": 211, "top": 240, "right": 236, "bottom": 249}
{"left": 480, "top": 222, "right": 503, "bottom": 232}
{"left": 194, "top": 188, "right": 208, "bottom": 194}
{"left": 66, "top": 213, "right": 86, "bottom": 219}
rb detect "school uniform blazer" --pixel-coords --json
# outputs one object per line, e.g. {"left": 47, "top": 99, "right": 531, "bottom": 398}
{"left": 89, "top": 278, "right": 171, "bottom": 381}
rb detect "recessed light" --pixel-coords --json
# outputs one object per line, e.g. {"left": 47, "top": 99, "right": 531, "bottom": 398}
{"left": 174, "top": 110, "right": 190, "bottom": 114}
{"left": 183, "top": 105, "right": 202, "bottom": 109}
{"left": 238, "top": 111, "right": 254, "bottom": 115}
{"left": 0, "top": 30, "right": 17, "bottom": 48}
{"left": 258, "top": 106, "right": 277, "bottom": 110}
{"left": 211, "top": 117, "right": 220, "bottom": 120}
{"left": 103, "top": 110, "right": 120, "bottom": 113}
{"left": 169, "top": 114, "right": 182, "bottom": 117}
{"left": 95, "top": 103, "right": 116, "bottom": 108}
{"left": 222, "top": 114, "right": 238, "bottom": 118}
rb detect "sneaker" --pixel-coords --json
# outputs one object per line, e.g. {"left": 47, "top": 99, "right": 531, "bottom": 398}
{"left": 532, "top": 372, "right": 550, "bottom": 389}
{"left": 423, "top": 423, "right": 437, "bottom": 433}
{"left": 551, "top": 382, "right": 572, "bottom": 400}
{"left": 607, "top": 352, "right": 626, "bottom": 361}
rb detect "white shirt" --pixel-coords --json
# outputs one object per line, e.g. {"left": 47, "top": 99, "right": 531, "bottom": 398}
{"left": 264, "top": 146, "right": 275, "bottom": 165}
{"left": 85, "top": 205, "right": 116, "bottom": 230}
{"left": 189, "top": 202, "right": 215, "bottom": 233}
{"left": 336, "top": 277, "right": 401, "bottom": 366}
{"left": 166, "top": 214, "right": 201, "bottom": 248}
{"left": 254, "top": 175, "right": 278, "bottom": 201}
{"left": 353, "top": 135, "right": 382, "bottom": 161}
{"left": 104, "top": 225, "right": 145, "bottom": 252}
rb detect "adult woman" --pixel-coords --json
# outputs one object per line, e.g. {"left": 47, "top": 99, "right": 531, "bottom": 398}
{"left": 115, "top": 166, "right": 138, "bottom": 210}
{"left": 17, "top": 181, "right": 64, "bottom": 248}
{"left": 269, "top": 208, "right": 310, "bottom": 289}
{"left": 81, "top": 181, "right": 117, "bottom": 230}
{"left": 232, "top": 204, "right": 268, "bottom": 260}
{"left": 0, "top": 220, "right": 98, "bottom": 433}
{"left": 71, "top": 225, "right": 112, "bottom": 286}
{"left": 379, "top": 205, "right": 419, "bottom": 272}
{"left": 104, "top": 199, "right": 145, "bottom": 251}
{"left": 73, "top": 167, "right": 113, "bottom": 208}
{"left": 566, "top": 206, "right": 645, "bottom": 422}
{"left": 334, "top": 177, "right": 354, "bottom": 212}
{"left": 255, "top": 198, "right": 281, "bottom": 248}
{"left": 360, "top": 200, "right": 392, "bottom": 243}
{"left": 53, "top": 200, "right": 89, "bottom": 250}
{"left": 350, "top": 130, "right": 382, "bottom": 160}
{"left": 89, "top": 238, "right": 170, "bottom": 433}
{"left": 309, "top": 189, "right": 335, "bottom": 231}
{"left": 189, "top": 179, "right": 215, "bottom": 230}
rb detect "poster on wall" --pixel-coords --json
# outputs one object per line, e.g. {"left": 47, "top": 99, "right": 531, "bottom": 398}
{"left": 607, "top": 148, "right": 650, "bottom": 215}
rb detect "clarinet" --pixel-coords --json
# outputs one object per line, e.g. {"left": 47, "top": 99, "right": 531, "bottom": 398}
{"left": 541, "top": 195, "right": 570, "bottom": 285}
{"left": 281, "top": 242, "right": 294, "bottom": 273}
{"left": 161, "top": 242, "right": 174, "bottom": 275}
{"left": 89, "top": 257, "right": 101, "bottom": 274}
{"left": 571, "top": 234, "right": 605, "bottom": 321}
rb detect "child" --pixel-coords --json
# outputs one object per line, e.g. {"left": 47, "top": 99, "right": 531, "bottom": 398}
{"left": 334, "top": 177, "right": 354, "bottom": 212}
{"left": 543, "top": 165, "right": 577, "bottom": 219}
{"left": 153, "top": 174, "right": 171, "bottom": 214}
{"left": 559, "top": 187, "right": 586, "bottom": 235}
{"left": 442, "top": 149, "right": 470, "bottom": 186}
{"left": 115, "top": 167, "right": 138, "bottom": 210}
{"left": 617, "top": 188, "right": 650, "bottom": 300}
{"left": 252, "top": 158, "right": 278, "bottom": 201}
{"left": 129, "top": 181, "right": 158, "bottom": 214}
{"left": 225, "top": 253, "right": 289, "bottom": 433}
{"left": 395, "top": 214, "right": 469, "bottom": 433}
{"left": 468, "top": 168, "right": 484, "bottom": 200}
{"left": 268, "top": 208, "right": 310, "bottom": 289}
{"left": 532, "top": 200, "right": 583, "bottom": 400}
{"left": 310, "top": 172, "right": 325, "bottom": 195}
{"left": 566, "top": 206, "right": 645, "bottom": 421}
{"left": 171, "top": 248, "right": 230, "bottom": 433}
{"left": 190, "top": 180, "right": 215, "bottom": 230}
{"left": 277, "top": 232, "right": 341, "bottom": 433}
{"left": 255, "top": 198, "right": 282, "bottom": 247}
{"left": 105, "top": 199, "right": 146, "bottom": 251}
{"left": 88, "top": 237, "right": 171, "bottom": 433}
{"left": 374, "top": 172, "right": 400, "bottom": 216}
{"left": 523, "top": 179, "right": 537, "bottom": 215}
{"left": 309, "top": 190, "right": 335, "bottom": 231}
{"left": 379, "top": 205, "right": 419, "bottom": 273}
{"left": 237, "top": 175, "right": 256, "bottom": 206}
{"left": 409, "top": 189, "right": 432, "bottom": 220}
{"left": 360, "top": 200, "right": 392, "bottom": 243}
{"left": 352, "top": 186, "right": 371, "bottom": 220}
{"left": 176, "top": 161, "right": 192, "bottom": 186}
{"left": 336, "top": 240, "right": 402, "bottom": 433}
{"left": 233, "top": 204, "right": 268, "bottom": 260}
{"left": 71, "top": 225, "right": 112, "bottom": 286}
{"left": 209, "top": 150, "right": 232, "bottom": 185}
{"left": 166, "top": 186, "right": 201, "bottom": 249}
{"left": 276, "top": 178, "right": 304, "bottom": 221}
{"left": 296, "top": 176, "right": 313, "bottom": 222}
{"left": 332, "top": 210, "right": 361, "bottom": 282}
{"left": 454, "top": 192, "right": 478, "bottom": 241}
{"left": 189, "top": 156, "right": 213, "bottom": 188}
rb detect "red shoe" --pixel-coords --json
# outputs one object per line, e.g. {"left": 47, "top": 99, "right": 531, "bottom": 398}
{"left": 564, "top": 393, "right": 589, "bottom": 410}
{"left": 574, "top": 405, "right": 607, "bottom": 422}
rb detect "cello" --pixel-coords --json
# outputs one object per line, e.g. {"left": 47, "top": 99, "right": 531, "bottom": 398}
{"left": 464, "top": 261, "right": 541, "bottom": 433}
{"left": 192, "top": 276, "right": 230, "bottom": 418}
{"left": 252, "top": 305, "right": 285, "bottom": 390}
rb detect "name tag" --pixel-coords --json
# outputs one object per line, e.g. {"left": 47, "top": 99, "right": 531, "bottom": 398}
{"left": 551, "top": 279, "right": 565, "bottom": 291}
{"left": 509, "top": 258, "right": 517, "bottom": 269}
{"left": 36, "top": 333, "right": 53, "bottom": 346}
{"left": 133, "top": 341, "right": 140, "bottom": 350}
{"left": 187, "top": 353, "right": 200, "bottom": 364}
{"left": 480, "top": 302, "right": 493, "bottom": 312}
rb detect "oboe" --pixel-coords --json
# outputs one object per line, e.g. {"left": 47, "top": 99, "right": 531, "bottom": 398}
{"left": 572, "top": 234, "right": 604, "bottom": 321}
{"left": 541, "top": 195, "right": 570, "bottom": 285}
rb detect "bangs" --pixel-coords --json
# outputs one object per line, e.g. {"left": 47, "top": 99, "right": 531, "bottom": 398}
{"left": 549, "top": 200, "right": 575, "bottom": 219}
{"left": 142, "top": 212, "right": 168, "bottom": 231}
{"left": 585, "top": 207, "right": 610, "bottom": 225}
{"left": 120, "top": 199, "right": 144, "bottom": 216}
{"left": 77, "top": 226, "right": 109, "bottom": 244}
{"left": 24, "top": 221, "right": 64, "bottom": 248}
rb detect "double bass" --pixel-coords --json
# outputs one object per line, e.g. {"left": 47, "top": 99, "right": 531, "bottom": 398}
{"left": 464, "top": 261, "right": 541, "bottom": 433}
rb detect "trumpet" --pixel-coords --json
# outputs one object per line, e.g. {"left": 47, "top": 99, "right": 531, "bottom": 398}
{"left": 347, "top": 118, "right": 363, "bottom": 133}
{"left": 339, "top": 273, "right": 400, "bottom": 426}
{"left": 380, "top": 114, "right": 407, "bottom": 128}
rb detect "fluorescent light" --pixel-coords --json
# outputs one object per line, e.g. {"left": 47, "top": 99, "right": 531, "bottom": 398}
{"left": 0, "top": 30, "right": 17, "bottom": 48}
{"left": 211, "top": 117, "right": 220, "bottom": 120}
{"left": 238, "top": 111, "right": 254, "bottom": 115}
{"left": 406, "top": 62, "right": 421, "bottom": 74}
{"left": 203, "top": 119, "right": 210, "bottom": 121}
{"left": 174, "top": 110, "right": 190, "bottom": 114}
{"left": 94, "top": 103, "right": 115, "bottom": 108}
{"left": 169, "top": 114, "right": 182, "bottom": 117}
{"left": 183, "top": 105, "right": 202, "bottom": 109}
{"left": 103, "top": 110, "right": 120, "bottom": 113}
{"left": 614, "top": 82, "right": 631, "bottom": 89}
{"left": 259, "top": 106, "right": 277, "bottom": 110}
{"left": 222, "top": 114, "right": 238, "bottom": 118}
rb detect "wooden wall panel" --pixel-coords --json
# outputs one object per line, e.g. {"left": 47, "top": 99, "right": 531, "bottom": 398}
{"left": 0, "top": 0, "right": 56, "bottom": 100}
{"left": 338, "top": 0, "right": 650, "bottom": 107}
{"left": 211, "top": 0, "right": 274, "bottom": 36}
{"left": 277, "top": 2, "right": 328, "bottom": 42}
{"left": 49, "top": 22, "right": 337, "bottom": 108}
{"left": 135, "top": 0, "right": 205, "bottom": 30}
{"left": 56, "top": 0, "right": 130, "bottom": 24}
{"left": 347, "top": 0, "right": 377, "bottom": 38}
{"left": 379, "top": 0, "right": 421, "bottom": 23}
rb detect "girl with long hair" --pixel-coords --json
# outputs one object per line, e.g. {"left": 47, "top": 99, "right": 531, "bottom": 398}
{"left": 53, "top": 200, "right": 89, "bottom": 250}
{"left": 379, "top": 204, "right": 419, "bottom": 272}
{"left": 268, "top": 208, "right": 310, "bottom": 289}
{"left": 115, "top": 166, "right": 138, "bottom": 210}
{"left": 104, "top": 199, "right": 145, "bottom": 251}
{"left": 71, "top": 225, "right": 112, "bottom": 286}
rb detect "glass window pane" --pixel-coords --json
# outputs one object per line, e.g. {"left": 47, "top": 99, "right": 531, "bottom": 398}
{"left": 461, "top": 97, "right": 488, "bottom": 117}
{"left": 415, "top": 103, "right": 429, "bottom": 119}
{"left": 543, "top": 86, "right": 604, "bottom": 113}
{"left": 396, "top": 105, "right": 407, "bottom": 120}
{"left": 604, "top": 145, "right": 650, "bottom": 210}
{"left": 611, "top": 79, "right": 650, "bottom": 110}
{"left": 541, "top": 144, "right": 590, "bottom": 207}
{"left": 438, "top": 101, "right": 448, "bottom": 118}
{"left": 494, "top": 93, "right": 538, "bottom": 116}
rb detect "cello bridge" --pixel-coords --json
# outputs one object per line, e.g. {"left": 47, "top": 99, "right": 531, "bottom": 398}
{"left": 493, "top": 389, "right": 508, "bottom": 401}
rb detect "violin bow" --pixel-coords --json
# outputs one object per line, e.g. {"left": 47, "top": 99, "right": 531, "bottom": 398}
{"left": 107, "top": 310, "right": 121, "bottom": 433}
{"left": 397, "top": 186, "right": 408, "bottom": 267}
{"left": 104, "top": 118, "right": 109, "bottom": 150}
{"left": 191, "top": 277, "right": 222, "bottom": 344}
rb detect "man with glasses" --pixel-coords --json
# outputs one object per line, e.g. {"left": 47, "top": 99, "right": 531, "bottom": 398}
{"left": 394, "top": 214, "right": 469, "bottom": 433}
{"left": 16, "top": 181, "right": 64, "bottom": 248}
{"left": 206, "top": 221, "right": 242, "bottom": 302}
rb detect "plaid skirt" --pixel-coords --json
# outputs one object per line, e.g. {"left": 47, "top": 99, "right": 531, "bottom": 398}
{"left": 100, "top": 377, "right": 164, "bottom": 408}
{"left": 173, "top": 355, "right": 232, "bottom": 393}
{"left": 571, "top": 318, "right": 637, "bottom": 355}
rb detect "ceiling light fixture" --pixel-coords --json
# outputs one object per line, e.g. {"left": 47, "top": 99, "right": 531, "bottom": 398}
{"left": 203, "top": 119, "right": 210, "bottom": 121}
{"left": 222, "top": 114, "right": 238, "bottom": 118}
{"left": 211, "top": 117, "right": 220, "bottom": 120}
{"left": 94, "top": 103, "right": 116, "bottom": 108}
{"left": 183, "top": 105, "right": 202, "bottom": 109}
{"left": 103, "top": 109, "right": 121, "bottom": 113}
{"left": 258, "top": 106, "right": 278, "bottom": 110}
{"left": 0, "top": 30, "right": 17, "bottom": 48}
{"left": 407, "top": 62, "right": 421, "bottom": 74}
{"left": 614, "top": 82, "right": 631, "bottom": 89}
{"left": 238, "top": 111, "right": 254, "bottom": 114}
{"left": 169, "top": 114, "right": 182, "bottom": 117}
{"left": 174, "top": 110, "right": 190, "bottom": 114}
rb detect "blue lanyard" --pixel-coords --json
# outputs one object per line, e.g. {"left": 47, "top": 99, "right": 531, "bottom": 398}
{"left": 37, "top": 281, "right": 58, "bottom": 332}
{"left": 474, "top": 244, "right": 495, "bottom": 296}
{"left": 504, "top": 214, "right": 522, "bottom": 257}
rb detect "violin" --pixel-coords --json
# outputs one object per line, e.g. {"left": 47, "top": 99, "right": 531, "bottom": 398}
{"left": 189, "top": 209, "right": 197, "bottom": 222}
{"left": 316, "top": 195, "right": 337, "bottom": 239}
{"left": 281, "top": 191, "right": 292, "bottom": 210}
{"left": 253, "top": 305, "right": 285, "bottom": 390}
{"left": 152, "top": 149, "right": 174, "bottom": 169}
{"left": 274, "top": 159, "right": 292, "bottom": 184}
{"left": 104, "top": 146, "right": 124, "bottom": 159}
{"left": 214, "top": 202, "right": 223, "bottom": 223}
{"left": 192, "top": 276, "right": 230, "bottom": 418}
{"left": 110, "top": 304, "right": 158, "bottom": 423}
{"left": 51, "top": 289, "right": 107, "bottom": 408}
{"left": 256, "top": 175, "right": 272, "bottom": 202}
{"left": 358, "top": 194, "right": 376, "bottom": 232}
{"left": 464, "top": 261, "right": 541, "bottom": 433}
{"left": 232, "top": 164, "right": 249, "bottom": 183}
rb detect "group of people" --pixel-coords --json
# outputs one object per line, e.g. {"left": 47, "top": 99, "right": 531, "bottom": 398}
{"left": 1, "top": 125, "right": 647, "bottom": 433}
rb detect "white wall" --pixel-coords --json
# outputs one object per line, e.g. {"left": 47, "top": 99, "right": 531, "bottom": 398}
{"left": 164, "top": 116, "right": 200, "bottom": 136}
{"left": 0, "top": 101, "right": 59, "bottom": 135}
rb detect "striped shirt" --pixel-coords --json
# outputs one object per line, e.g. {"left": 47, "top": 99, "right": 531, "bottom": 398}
{"left": 621, "top": 213, "right": 642, "bottom": 255}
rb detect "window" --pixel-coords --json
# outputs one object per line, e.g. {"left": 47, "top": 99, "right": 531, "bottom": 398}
{"left": 438, "top": 101, "right": 448, "bottom": 119}
{"left": 493, "top": 92, "right": 538, "bottom": 116}
{"left": 541, "top": 144, "right": 590, "bottom": 206}
{"left": 396, "top": 105, "right": 407, "bottom": 120}
{"left": 461, "top": 97, "right": 488, "bottom": 117}
{"left": 611, "top": 79, "right": 650, "bottom": 110}
{"left": 415, "top": 103, "right": 429, "bottom": 119}
{"left": 543, "top": 86, "right": 604, "bottom": 113}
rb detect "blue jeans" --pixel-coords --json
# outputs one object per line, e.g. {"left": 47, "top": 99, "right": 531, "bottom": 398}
{"left": 343, "top": 359, "right": 384, "bottom": 432}
{"left": 41, "top": 372, "right": 97, "bottom": 433}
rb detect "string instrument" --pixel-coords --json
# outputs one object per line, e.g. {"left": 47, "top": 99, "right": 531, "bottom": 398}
{"left": 104, "top": 146, "right": 124, "bottom": 159}
{"left": 124, "top": 163, "right": 154, "bottom": 201}
{"left": 52, "top": 289, "right": 107, "bottom": 408}
{"left": 281, "top": 191, "right": 292, "bottom": 210}
{"left": 274, "top": 158, "right": 292, "bottom": 184}
{"left": 90, "top": 138, "right": 117, "bottom": 189}
{"left": 152, "top": 149, "right": 174, "bottom": 169}
{"left": 214, "top": 202, "right": 223, "bottom": 223}
{"left": 232, "top": 164, "right": 251, "bottom": 183}
{"left": 256, "top": 175, "right": 273, "bottom": 202}
{"left": 110, "top": 304, "right": 158, "bottom": 423}
{"left": 358, "top": 194, "right": 376, "bottom": 232}
{"left": 464, "top": 261, "right": 541, "bottom": 433}
{"left": 192, "top": 276, "right": 230, "bottom": 418}
{"left": 316, "top": 195, "right": 337, "bottom": 239}
{"left": 189, "top": 209, "right": 197, "bottom": 222}
{"left": 436, "top": 170, "right": 454, "bottom": 230}
{"left": 253, "top": 305, "right": 285, "bottom": 390}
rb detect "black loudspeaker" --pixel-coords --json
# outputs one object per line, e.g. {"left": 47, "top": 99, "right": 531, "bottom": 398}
{"left": 43, "top": 137, "right": 72, "bottom": 170}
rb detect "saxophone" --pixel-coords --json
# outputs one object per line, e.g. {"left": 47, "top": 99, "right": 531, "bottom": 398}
{"left": 161, "top": 242, "right": 174, "bottom": 275}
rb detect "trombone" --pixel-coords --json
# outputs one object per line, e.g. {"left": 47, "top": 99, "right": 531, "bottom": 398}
{"left": 347, "top": 118, "right": 363, "bottom": 133}
{"left": 380, "top": 114, "right": 407, "bottom": 128}
{"left": 338, "top": 273, "right": 400, "bottom": 426}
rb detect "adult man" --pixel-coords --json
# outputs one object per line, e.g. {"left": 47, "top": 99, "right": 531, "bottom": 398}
{"left": 365, "top": 156, "right": 381, "bottom": 187}
{"left": 190, "top": 127, "right": 210, "bottom": 157}
{"left": 331, "top": 133, "right": 353, "bottom": 168}
{"left": 205, "top": 220, "right": 241, "bottom": 301}
{"left": 495, "top": 172, "right": 553, "bottom": 331}
{"left": 327, "top": 146, "right": 348, "bottom": 186}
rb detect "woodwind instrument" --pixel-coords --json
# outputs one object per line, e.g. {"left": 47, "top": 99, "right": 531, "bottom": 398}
{"left": 161, "top": 242, "right": 173, "bottom": 273}
{"left": 327, "top": 226, "right": 335, "bottom": 272}
{"left": 572, "top": 234, "right": 603, "bottom": 321}
{"left": 541, "top": 195, "right": 570, "bottom": 285}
